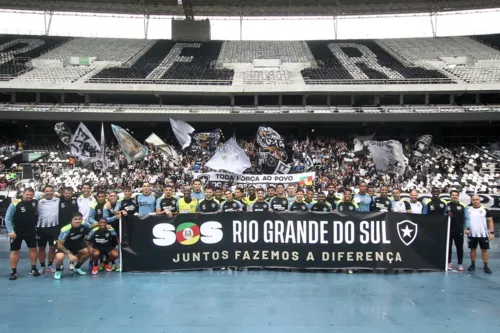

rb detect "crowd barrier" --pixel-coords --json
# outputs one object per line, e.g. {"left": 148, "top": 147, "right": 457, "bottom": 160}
{"left": 120, "top": 212, "right": 449, "bottom": 272}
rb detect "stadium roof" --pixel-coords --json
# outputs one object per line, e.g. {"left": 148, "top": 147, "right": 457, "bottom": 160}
{"left": 1, "top": 0, "right": 500, "bottom": 17}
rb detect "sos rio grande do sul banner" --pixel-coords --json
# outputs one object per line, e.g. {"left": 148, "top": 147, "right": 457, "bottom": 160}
{"left": 121, "top": 212, "right": 448, "bottom": 272}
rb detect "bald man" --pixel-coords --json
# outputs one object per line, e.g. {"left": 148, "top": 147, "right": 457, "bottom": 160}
{"left": 466, "top": 195, "right": 495, "bottom": 274}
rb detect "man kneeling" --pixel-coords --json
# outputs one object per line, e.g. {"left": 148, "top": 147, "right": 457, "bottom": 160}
{"left": 87, "top": 218, "right": 118, "bottom": 275}
{"left": 53, "top": 212, "right": 92, "bottom": 280}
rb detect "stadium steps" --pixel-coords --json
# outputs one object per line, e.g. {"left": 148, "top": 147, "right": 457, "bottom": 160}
{"left": 122, "top": 39, "right": 157, "bottom": 68}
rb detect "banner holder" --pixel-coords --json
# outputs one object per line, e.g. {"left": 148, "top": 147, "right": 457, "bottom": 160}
{"left": 119, "top": 216, "right": 123, "bottom": 273}
{"left": 444, "top": 216, "right": 451, "bottom": 273}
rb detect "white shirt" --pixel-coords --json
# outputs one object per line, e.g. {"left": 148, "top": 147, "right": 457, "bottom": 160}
{"left": 468, "top": 206, "right": 491, "bottom": 238}
{"left": 392, "top": 199, "right": 411, "bottom": 213}
{"left": 37, "top": 197, "right": 60, "bottom": 228}
{"left": 409, "top": 201, "right": 423, "bottom": 214}
{"left": 77, "top": 195, "right": 96, "bottom": 222}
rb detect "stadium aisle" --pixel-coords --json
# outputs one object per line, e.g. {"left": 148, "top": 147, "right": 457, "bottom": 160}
{"left": 0, "top": 237, "right": 499, "bottom": 333}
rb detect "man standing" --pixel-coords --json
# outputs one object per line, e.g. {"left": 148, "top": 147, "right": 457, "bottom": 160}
{"left": 176, "top": 186, "right": 198, "bottom": 214}
{"left": 408, "top": 190, "right": 424, "bottom": 214}
{"left": 326, "top": 183, "right": 341, "bottom": 207}
{"left": 249, "top": 189, "right": 269, "bottom": 212}
{"left": 265, "top": 186, "right": 276, "bottom": 202}
{"left": 191, "top": 179, "right": 205, "bottom": 201}
{"left": 77, "top": 183, "right": 96, "bottom": 222}
{"left": 446, "top": 190, "right": 469, "bottom": 271}
{"left": 304, "top": 189, "right": 316, "bottom": 207}
{"left": 88, "top": 191, "right": 111, "bottom": 225}
{"left": 53, "top": 212, "right": 92, "bottom": 279}
{"left": 336, "top": 189, "right": 359, "bottom": 213}
{"left": 423, "top": 187, "right": 447, "bottom": 215}
{"left": 234, "top": 188, "right": 248, "bottom": 211}
{"left": 119, "top": 186, "right": 138, "bottom": 217}
{"left": 5, "top": 188, "right": 41, "bottom": 280}
{"left": 310, "top": 192, "right": 333, "bottom": 212}
{"left": 466, "top": 195, "right": 494, "bottom": 274}
{"left": 214, "top": 187, "right": 226, "bottom": 205}
{"left": 371, "top": 186, "right": 392, "bottom": 212}
{"left": 245, "top": 186, "right": 257, "bottom": 207}
{"left": 136, "top": 182, "right": 157, "bottom": 215}
{"left": 59, "top": 187, "right": 79, "bottom": 229}
{"left": 269, "top": 184, "right": 289, "bottom": 212}
{"left": 36, "top": 185, "right": 60, "bottom": 274}
{"left": 289, "top": 190, "right": 309, "bottom": 212}
{"left": 156, "top": 185, "right": 178, "bottom": 218}
{"left": 286, "top": 184, "right": 297, "bottom": 205}
{"left": 198, "top": 187, "right": 220, "bottom": 213}
{"left": 354, "top": 181, "right": 372, "bottom": 212}
{"left": 391, "top": 188, "right": 411, "bottom": 213}
{"left": 221, "top": 190, "right": 243, "bottom": 212}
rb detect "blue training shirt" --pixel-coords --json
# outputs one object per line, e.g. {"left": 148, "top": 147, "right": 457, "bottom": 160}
{"left": 135, "top": 194, "right": 157, "bottom": 215}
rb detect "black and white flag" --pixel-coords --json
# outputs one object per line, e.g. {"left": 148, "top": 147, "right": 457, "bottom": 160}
{"left": 70, "top": 123, "right": 100, "bottom": 166}
{"left": 305, "top": 155, "right": 314, "bottom": 171}
{"left": 367, "top": 140, "right": 407, "bottom": 176}
{"left": 169, "top": 118, "right": 195, "bottom": 149}
{"left": 54, "top": 122, "right": 72, "bottom": 146}
{"left": 274, "top": 161, "right": 291, "bottom": 174}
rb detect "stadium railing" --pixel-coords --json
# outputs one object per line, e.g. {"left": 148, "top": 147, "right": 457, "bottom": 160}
{"left": 303, "top": 78, "right": 456, "bottom": 85}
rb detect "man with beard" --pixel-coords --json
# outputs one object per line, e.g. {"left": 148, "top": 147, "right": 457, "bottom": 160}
{"left": 304, "top": 189, "right": 316, "bottom": 207}
{"left": 466, "top": 195, "right": 494, "bottom": 274}
{"left": 446, "top": 190, "right": 469, "bottom": 271}
{"left": 87, "top": 218, "right": 118, "bottom": 275}
{"left": 249, "top": 189, "right": 269, "bottom": 212}
{"left": 310, "top": 192, "right": 333, "bottom": 212}
{"left": 6, "top": 188, "right": 41, "bottom": 280}
{"left": 234, "top": 188, "right": 248, "bottom": 211}
{"left": 423, "top": 187, "right": 447, "bottom": 215}
{"left": 36, "top": 185, "right": 60, "bottom": 274}
{"left": 371, "top": 186, "right": 392, "bottom": 212}
{"left": 89, "top": 191, "right": 111, "bottom": 225}
{"left": 326, "top": 183, "right": 341, "bottom": 208}
{"left": 77, "top": 183, "right": 96, "bottom": 223}
{"left": 289, "top": 190, "right": 309, "bottom": 212}
{"left": 244, "top": 186, "right": 257, "bottom": 207}
{"left": 198, "top": 187, "right": 220, "bottom": 213}
{"left": 176, "top": 186, "right": 198, "bottom": 214}
{"left": 156, "top": 185, "right": 178, "bottom": 218}
{"left": 354, "top": 181, "right": 373, "bottom": 212}
{"left": 269, "top": 184, "right": 289, "bottom": 212}
{"left": 221, "top": 190, "right": 243, "bottom": 212}
{"left": 119, "top": 186, "right": 138, "bottom": 217}
{"left": 59, "top": 187, "right": 79, "bottom": 229}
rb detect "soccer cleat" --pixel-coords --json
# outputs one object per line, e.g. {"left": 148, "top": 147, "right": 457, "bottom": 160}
{"left": 92, "top": 266, "right": 99, "bottom": 275}
{"left": 484, "top": 266, "right": 492, "bottom": 274}
{"left": 75, "top": 268, "right": 87, "bottom": 275}
{"left": 447, "top": 263, "right": 453, "bottom": 271}
{"left": 458, "top": 265, "right": 464, "bottom": 272}
{"left": 54, "top": 271, "right": 62, "bottom": 280}
{"left": 69, "top": 262, "right": 75, "bottom": 271}
{"left": 9, "top": 272, "right": 18, "bottom": 280}
{"left": 103, "top": 263, "right": 113, "bottom": 272}
{"left": 468, "top": 263, "right": 476, "bottom": 271}
{"left": 29, "top": 268, "right": 40, "bottom": 276}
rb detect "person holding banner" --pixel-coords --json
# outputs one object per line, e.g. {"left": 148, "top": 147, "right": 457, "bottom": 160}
{"left": 408, "top": 190, "right": 424, "bottom": 214}
{"left": 88, "top": 191, "right": 111, "bottom": 225}
{"left": 265, "top": 186, "right": 276, "bottom": 202}
{"left": 336, "top": 189, "right": 358, "bottom": 212}
{"left": 391, "top": 189, "right": 411, "bottom": 213}
{"left": 198, "top": 187, "right": 220, "bottom": 213}
{"left": 446, "top": 190, "right": 469, "bottom": 271}
{"left": 371, "top": 186, "right": 392, "bottom": 212}
{"left": 286, "top": 184, "right": 297, "bottom": 205}
{"left": 234, "top": 188, "right": 248, "bottom": 211}
{"left": 156, "top": 185, "right": 178, "bottom": 218}
{"left": 310, "top": 192, "right": 333, "bottom": 212}
{"left": 176, "top": 187, "right": 198, "bottom": 214}
{"left": 214, "top": 187, "right": 225, "bottom": 205}
{"left": 466, "top": 195, "right": 494, "bottom": 274}
{"left": 423, "top": 187, "right": 447, "bottom": 215}
{"left": 221, "top": 190, "right": 243, "bottom": 212}
{"left": 191, "top": 179, "right": 205, "bottom": 201}
{"left": 249, "top": 189, "right": 269, "bottom": 212}
{"left": 136, "top": 182, "right": 157, "bottom": 215}
{"left": 118, "top": 187, "right": 138, "bottom": 218}
{"left": 244, "top": 186, "right": 258, "bottom": 207}
{"left": 289, "top": 190, "right": 310, "bottom": 212}
{"left": 269, "top": 184, "right": 289, "bottom": 212}
{"left": 304, "top": 189, "right": 316, "bottom": 207}
{"left": 326, "top": 183, "right": 342, "bottom": 207}
{"left": 354, "top": 182, "right": 373, "bottom": 212}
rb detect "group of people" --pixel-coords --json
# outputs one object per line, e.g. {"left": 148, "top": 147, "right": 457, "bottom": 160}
{"left": 5, "top": 178, "right": 495, "bottom": 280}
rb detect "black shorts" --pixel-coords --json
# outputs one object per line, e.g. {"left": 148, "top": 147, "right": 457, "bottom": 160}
{"left": 37, "top": 226, "right": 59, "bottom": 248}
{"left": 468, "top": 237, "right": 490, "bottom": 250}
{"left": 56, "top": 242, "right": 87, "bottom": 255}
{"left": 10, "top": 230, "right": 37, "bottom": 251}
{"left": 93, "top": 246, "right": 116, "bottom": 256}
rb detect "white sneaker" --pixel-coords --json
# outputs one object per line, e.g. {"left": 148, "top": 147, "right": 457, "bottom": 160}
{"left": 447, "top": 263, "right": 453, "bottom": 271}
{"left": 69, "top": 262, "right": 75, "bottom": 271}
{"left": 348, "top": 269, "right": 353, "bottom": 274}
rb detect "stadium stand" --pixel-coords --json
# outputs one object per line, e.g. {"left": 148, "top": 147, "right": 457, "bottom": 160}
{"left": 16, "top": 66, "right": 94, "bottom": 83}
{"left": 0, "top": 35, "right": 70, "bottom": 80}
{"left": 301, "top": 40, "right": 449, "bottom": 84}
{"left": 219, "top": 41, "right": 314, "bottom": 63}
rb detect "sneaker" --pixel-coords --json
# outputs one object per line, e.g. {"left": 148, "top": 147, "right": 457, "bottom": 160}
{"left": 111, "top": 264, "right": 117, "bottom": 271}
{"left": 468, "top": 263, "right": 476, "bottom": 271}
{"left": 69, "top": 262, "right": 75, "bottom": 271}
{"left": 348, "top": 269, "right": 353, "bottom": 274}
{"left": 39, "top": 267, "right": 46, "bottom": 275}
{"left": 92, "top": 266, "right": 99, "bottom": 275}
{"left": 458, "top": 265, "right": 464, "bottom": 272}
{"left": 29, "top": 268, "right": 40, "bottom": 276}
{"left": 54, "top": 271, "right": 62, "bottom": 280}
{"left": 75, "top": 268, "right": 87, "bottom": 275}
{"left": 447, "top": 263, "right": 453, "bottom": 270}
{"left": 114, "top": 264, "right": 121, "bottom": 272}
{"left": 484, "top": 266, "right": 492, "bottom": 274}
{"left": 9, "top": 272, "right": 17, "bottom": 280}
{"left": 99, "top": 264, "right": 104, "bottom": 271}
{"left": 103, "top": 263, "right": 112, "bottom": 272}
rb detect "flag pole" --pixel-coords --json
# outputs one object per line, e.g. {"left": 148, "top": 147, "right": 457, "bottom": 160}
{"left": 444, "top": 216, "right": 451, "bottom": 273}
{"left": 119, "top": 216, "right": 123, "bottom": 273}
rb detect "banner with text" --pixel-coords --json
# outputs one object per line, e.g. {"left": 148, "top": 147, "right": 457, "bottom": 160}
{"left": 193, "top": 171, "right": 315, "bottom": 189}
{"left": 121, "top": 212, "right": 448, "bottom": 272}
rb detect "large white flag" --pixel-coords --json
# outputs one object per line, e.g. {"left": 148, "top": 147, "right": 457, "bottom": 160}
{"left": 206, "top": 138, "right": 251, "bottom": 175}
{"left": 70, "top": 123, "right": 100, "bottom": 166}
{"left": 169, "top": 119, "right": 195, "bottom": 149}
{"left": 111, "top": 125, "right": 148, "bottom": 163}
{"left": 367, "top": 140, "right": 407, "bottom": 176}
{"left": 353, "top": 134, "right": 375, "bottom": 154}
{"left": 145, "top": 133, "right": 179, "bottom": 164}
{"left": 100, "top": 123, "right": 106, "bottom": 171}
